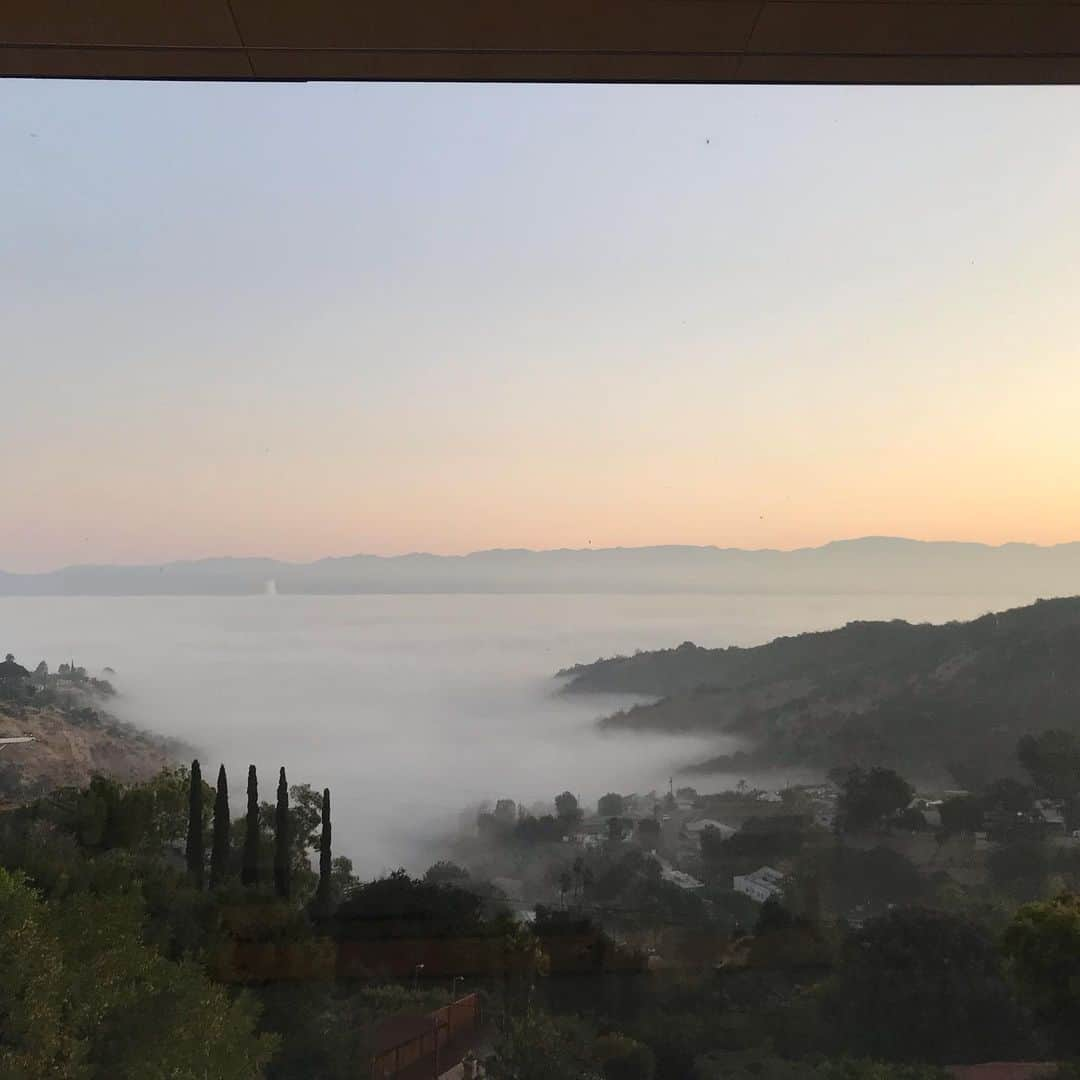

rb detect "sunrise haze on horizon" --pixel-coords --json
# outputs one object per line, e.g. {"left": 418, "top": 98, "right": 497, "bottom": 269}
{"left": 3, "top": 81, "right": 1079, "bottom": 572}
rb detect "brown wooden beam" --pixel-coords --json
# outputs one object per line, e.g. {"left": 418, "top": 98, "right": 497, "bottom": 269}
{"left": 4, "top": 0, "right": 1080, "bottom": 83}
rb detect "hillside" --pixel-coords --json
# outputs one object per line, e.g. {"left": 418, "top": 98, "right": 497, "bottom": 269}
{"left": 0, "top": 700, "right": 181, "bottom": 804}
{"left": 559, "top": 596, "right": 1080, "bottom": 786}
{"left": 7, "top": 536, "right": 1080, "bottom": 595}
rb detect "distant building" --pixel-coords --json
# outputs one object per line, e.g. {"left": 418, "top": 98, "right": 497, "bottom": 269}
{"left": 1034, "top": 800, "right": 1066, "bottom": 833}
{"left": 733, "top": 866, "right": 785, "bottom": 903}
{"left": 569, "top": 831, "right": 605, "bottom": 849}
{"left": 648, "top": 854, "right": 704, "bottom": 890}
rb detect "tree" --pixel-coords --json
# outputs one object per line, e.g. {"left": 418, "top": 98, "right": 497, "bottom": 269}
{"left": 1001, "top": 891, "right": 1080, "bottom": 1053}
{"left": 981, "top": 777, "right": 1033, "bottom": 816}
{"left": 484, "top": 1010, "right": 601, "bottom": 1080}
{"left": 210, "top": 764, "right": 230, "bottom": 888}
{"left": 555, "top": 791, "right": 582, "bottom": 824}
{"left": 335, "top": 870, "right": 501, "bottom": 939}
{"left": 558, "top": 869, "right": 572, "bottom": 906}
{"left": 938, "top": 795, "right": 983, "bottom": 838}
{"left": 694, "top": 1055, "right": 949, "bottom": 1079}
{"left": 834, "top": 767, "right": 914, "bottom": 832}
{"left": 1018, "top": 730, "right": 1080, "bottom": 800}
{"left": 0, "top": 867, "right": 276, "bottom": 1077}
{"left": 821, "top": 907, "right": 1031, "bottom": 1064}
{"left": 424, "top": 860, "right": 470, "bottom": 886}
{"left": 988, "top": 839, "right": 1049, "bottom": 902}
{"left": 607, "top": 817, "right": 626, "bottom": 845}
{"left": 594, "top": 1032, "right": 655, "bottom": 1080}
{"left": 242, "top": 764, "right": 259, "bottom": 887}
{"left": 637, "top": 818, "right": 660, "bottom": 850}
{"left": 598, "top": 793, "right": 626, "bottom": 818}
{"left": 274, "top": 766, "right": 290, "bottom": 899}
{"left": 185, "top": 759, "right": 204, "bottom": 888}
{"left": 315, "top": 787, "right": 333, "bottom": 914}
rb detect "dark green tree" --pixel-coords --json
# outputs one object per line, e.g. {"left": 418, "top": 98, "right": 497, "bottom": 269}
{"left": 0, "top": 868, "right": 276, "bottom": 1077}
{"left": 833, "top": 766, "right": 914, "bottom": 832}
{"left": 315, "top": 787, "right": 332, "bottom": 913}
{"left": 987, "top": 839, "right": 1049, "bottom": 902}
{"left": 938, "top": 795, "right": 983, "bottom": 838}
{"left": 241, "top": 765, "right": 259, "bottom": 887}
{"left": 821, "top": 907, "right": 1031, "bottom": 1063}
{"left": 210, "top": 765, "right": 230, "bottom": 888}
{"left": 636, "top": 818, "right": 660, "bottom": 850}
{"left": 555, "top": 791, "right": 582, "bottom": 824}
{"left": 274, "top": 767, "right": 290, "bottom": 899}
{"left": 980, "top": 777, "right": 1033, "bottom": 816}
{"left": 1001, "top": 891, "right": 1080, "bottom": 1054}
{"left": 185, "top": 759, "right": 204, "bottom": 888}
{"left": 1018, "top": 730, "right": 1080, "bottom": 800}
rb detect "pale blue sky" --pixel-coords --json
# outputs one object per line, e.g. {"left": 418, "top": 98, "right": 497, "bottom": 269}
{"left": 2, "top": 82, "right": 1079, "bottom": 571}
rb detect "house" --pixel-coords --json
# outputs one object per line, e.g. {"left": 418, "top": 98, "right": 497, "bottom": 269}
{"left": 648, "top": 854, "right": 704, "bottom": 891}
{"left": 660, "top": 866, "right": 704, "bottom": 891}
{"left": 733, "top": 866, "right": 785, "bottom": 903}
{"left": 569, "top": 831, "right": 605, "bottom": 850}
{"left": 1034, "top": 799, "right": 1066, "bottom": 833}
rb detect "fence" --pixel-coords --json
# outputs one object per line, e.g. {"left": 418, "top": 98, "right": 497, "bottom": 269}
{"left": 371, "top": 993, "right": 482, "bottom": 1079}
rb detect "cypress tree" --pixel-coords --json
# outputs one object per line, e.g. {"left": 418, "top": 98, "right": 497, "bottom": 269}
{"left": 315, "top": 787, "right": 332, "bottom": 914}
{"left": 210, "top": 764, "right": 230, "bottom": 887}
{"left": 274, "top": 767, "right": 290, "bottom": 899}
{"left": 185, "top": 759, "right": 204, "bottom": 888}
{"left": 242, "top": 764, "right": 259, "bottom": 887}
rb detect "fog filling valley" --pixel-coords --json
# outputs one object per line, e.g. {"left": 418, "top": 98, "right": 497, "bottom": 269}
{"left": 1, "top": 590, "right": 1036, "bottom": 873}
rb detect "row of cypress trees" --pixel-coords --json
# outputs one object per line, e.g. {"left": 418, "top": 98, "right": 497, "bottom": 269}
{"left": 185, "top": 759, "right": 333, "bottom": 905}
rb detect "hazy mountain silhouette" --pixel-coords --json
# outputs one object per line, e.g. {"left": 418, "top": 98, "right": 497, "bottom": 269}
{"left": 3, "top": 537, "right": 1080, "bottom": 596}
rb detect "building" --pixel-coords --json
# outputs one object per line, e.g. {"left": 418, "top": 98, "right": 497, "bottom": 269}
{"left": 660, "top": 866, "right": 704, "bottom": 891}
{"left": 648, "top": 854, "right": 704, "bottom": 891}
{"left": 733, "top": 866, "right": 785, "bottom": 904}
{"left": 1034, "top": 800, "right": 1066, "bottom": 833}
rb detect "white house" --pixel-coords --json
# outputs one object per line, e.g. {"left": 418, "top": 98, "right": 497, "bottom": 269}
{"left": 1035, "top": 799, "right": 1067, "bottom": 832}
{"left": 733, "top": 866, "right": 785, "bottom": 903}
{"left": 647, "top": 853, "right": 704, "bottom": 890}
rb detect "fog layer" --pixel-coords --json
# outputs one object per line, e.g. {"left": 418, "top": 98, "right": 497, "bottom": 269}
{"left": 0, "top": 590, "right": 1035, "bottom": 871}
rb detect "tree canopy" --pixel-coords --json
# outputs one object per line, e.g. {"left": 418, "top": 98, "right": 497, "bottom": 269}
{"left": 0, "top": 866, "right": 275, "bottom": 1078}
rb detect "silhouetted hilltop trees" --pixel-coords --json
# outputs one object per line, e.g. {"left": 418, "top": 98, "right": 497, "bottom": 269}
{"left": 243, "top": 764, "right": 260, "bottom": 887}
{"left": 211, "top": 764, "right": 230, "bottom": 887}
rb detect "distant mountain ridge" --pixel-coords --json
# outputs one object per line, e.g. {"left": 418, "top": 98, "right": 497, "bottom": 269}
{"left": 4, "top": 537, "right": 1080, "bottom": 596}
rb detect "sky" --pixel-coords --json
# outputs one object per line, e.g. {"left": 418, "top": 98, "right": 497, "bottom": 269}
{"left": 1, "top": 81, "right": 1079, "bottom": 573}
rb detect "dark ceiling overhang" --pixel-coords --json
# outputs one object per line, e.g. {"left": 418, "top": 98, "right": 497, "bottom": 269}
{"left": 4, "top": 1, "right": 1080, "bottom": 84}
